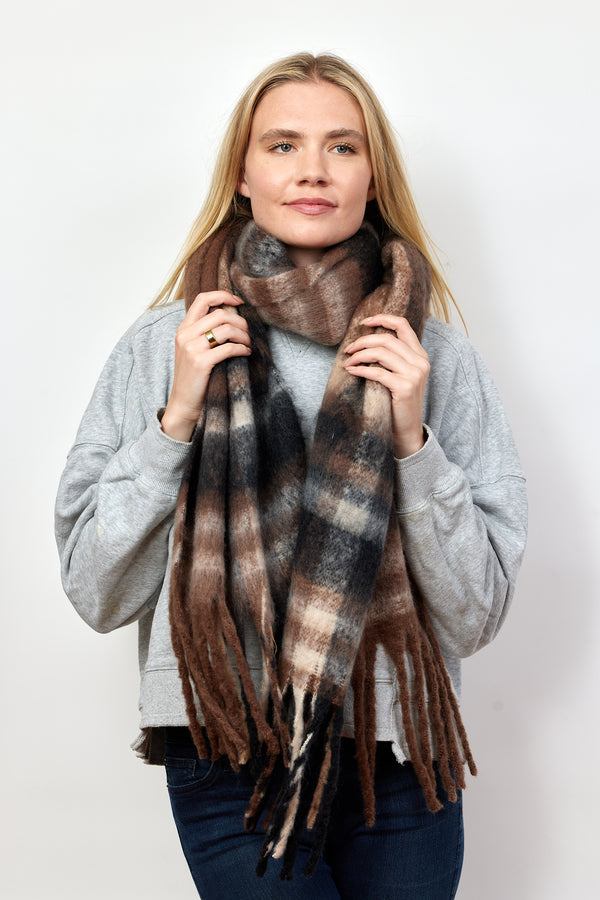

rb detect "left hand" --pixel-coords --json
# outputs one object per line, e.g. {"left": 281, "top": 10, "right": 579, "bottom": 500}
{"left": 343, "top": 314, "right": 430, "bottom": 459}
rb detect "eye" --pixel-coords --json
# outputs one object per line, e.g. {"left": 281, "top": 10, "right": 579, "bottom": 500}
{"left": 271, "top": 142, "right": 294, "bottom": 153}
{"left": 332, "top": 143, "right": 356, "bottom": 154}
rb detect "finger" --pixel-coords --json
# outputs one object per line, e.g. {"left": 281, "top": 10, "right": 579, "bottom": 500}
{"left": 361, "top": 315, "right": 424, "bottom": 353}
{"left": 343, "top": 362, "right": 398, "bottom": 393}
{"left": 346, "top": 334, "right": 428, "bottom": 371}
{"left": 178, "top": 331, "right": 252, "bottom": 369}
{"left": 198, "top": 307, "right": 249, "bottom": 338}
{"left": 345, "top": 332, "right": 423, "bottom": 359}
{"left": 177, "top": 309, "right": 250, "bottom": 351}
{"left": 201, "top": 322, "right": 252, "bottom": 349}
{"left": 344, "top": 345, "right": 428, "bottom": 376}
{"left": 186, "top": 290, "right": 243, "bottom": 323}
{"left": 200, "top": 340, "right": 252, "bottom": 366}
{"left": 343, "top": 362, "right": 425, "bottom": 411}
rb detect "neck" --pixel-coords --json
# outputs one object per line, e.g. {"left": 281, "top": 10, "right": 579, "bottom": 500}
{"left": 284, "top": 244, "right": 324, "bottom": 267}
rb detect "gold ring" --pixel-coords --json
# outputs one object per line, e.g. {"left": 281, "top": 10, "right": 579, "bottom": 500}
{"left": 204, "top": 329, "right": 218, "bottom": 348}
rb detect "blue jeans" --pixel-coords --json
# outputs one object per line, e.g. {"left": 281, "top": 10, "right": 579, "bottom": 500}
{"left": 165, "top": 727, "right": 463, "bottom": 899}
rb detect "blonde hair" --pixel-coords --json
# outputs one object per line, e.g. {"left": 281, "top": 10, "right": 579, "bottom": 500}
{"left": 151, "top": 52, "right": 460, "bottom": 323}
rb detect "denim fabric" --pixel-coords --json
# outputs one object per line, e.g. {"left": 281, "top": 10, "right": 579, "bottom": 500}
{"left": 165, "top": 727, "right": 463, "bottom": 899}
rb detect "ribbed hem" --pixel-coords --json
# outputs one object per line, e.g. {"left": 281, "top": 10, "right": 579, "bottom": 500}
{"left": 127, "top": 413, "right": 193, "bottom": 497}
{"left": 138, "top": 666, "right": 190, "bottom": 727}
{"left": 394, "top": 425, "right": 458, "bottom": 513}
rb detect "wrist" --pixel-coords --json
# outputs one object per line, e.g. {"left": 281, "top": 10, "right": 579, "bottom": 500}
{"left": 160, "top": 407, "right": 197, "bottom": 443}
{"left": 393, "top": 425, "right": 427, "bottom": 460}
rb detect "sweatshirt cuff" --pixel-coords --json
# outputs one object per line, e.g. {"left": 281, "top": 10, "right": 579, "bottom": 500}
{"left": 127, "top": 410, "right": 193, "bottom": 497}
{"left": 393, "top": 425, "right": 457, "bottom": 513}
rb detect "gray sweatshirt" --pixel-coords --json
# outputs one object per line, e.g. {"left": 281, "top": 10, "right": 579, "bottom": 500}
{"left": 55, "top": 300, "right": 527, "bottom": 764}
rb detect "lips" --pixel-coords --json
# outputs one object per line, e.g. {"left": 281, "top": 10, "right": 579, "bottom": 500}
{"left": 286, "top": 198, "right": 336, "bottom": 215}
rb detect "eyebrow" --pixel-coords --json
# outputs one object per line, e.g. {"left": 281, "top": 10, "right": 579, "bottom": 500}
{"left": 257, "top": 128, "right": 367, "bottom": 144}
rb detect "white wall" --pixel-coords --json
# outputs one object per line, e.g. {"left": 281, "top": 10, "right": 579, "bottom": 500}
{"left": 1, "top": 3, "right": 598, "bottom": 898}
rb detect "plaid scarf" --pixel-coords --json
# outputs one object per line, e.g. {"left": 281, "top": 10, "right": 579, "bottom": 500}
{"left": 169, "top": 218, "right": 476, "bottom": 879}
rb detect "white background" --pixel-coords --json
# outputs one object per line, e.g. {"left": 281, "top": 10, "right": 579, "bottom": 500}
{"left": 1, "top": 2, "right": 599, "bottom": 898}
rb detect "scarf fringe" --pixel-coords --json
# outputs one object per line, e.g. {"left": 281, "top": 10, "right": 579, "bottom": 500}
{"left": 252, "top": 607, "right": 475, "bottom": 880}
{"left": 378, "top": 608, "right": 477, "bottom": 811}
{"left": 350, "top": 632, "right": 378, "bottom": 826}
{"left": 256, "top": 688, "right": 344, "bottom": 881}
{"left": 170, "top": 544, "right": 286, "bottom": 767}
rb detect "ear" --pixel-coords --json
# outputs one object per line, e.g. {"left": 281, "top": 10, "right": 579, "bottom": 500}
{"left": 237, "top": 170, "right": 251, "bottom": 198}
{"left": 366, "top": 177, "right": 376, "bottom": 202}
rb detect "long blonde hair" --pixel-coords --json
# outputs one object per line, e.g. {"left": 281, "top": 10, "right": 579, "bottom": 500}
{"left": 151, "top": 52, "right": 460, "bottom": 323}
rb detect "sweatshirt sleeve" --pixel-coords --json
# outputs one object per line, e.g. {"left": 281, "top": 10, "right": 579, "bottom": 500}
{"left": 55, "top": 310, "right": 192, "bottom": 634}
{"left": 394, "top": 322, "right": 527, "bottom": 659}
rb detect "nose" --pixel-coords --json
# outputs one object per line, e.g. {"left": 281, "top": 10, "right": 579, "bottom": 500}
{"left": 296, "top": 146, "right": 330, "bottom": 185}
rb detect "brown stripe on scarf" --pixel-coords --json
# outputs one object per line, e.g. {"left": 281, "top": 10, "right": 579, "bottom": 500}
{"left": 169, "top": 219, "right": 476, "bottom": 881}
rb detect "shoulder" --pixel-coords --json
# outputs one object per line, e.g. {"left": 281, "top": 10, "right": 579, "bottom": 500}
{"left": 124, "top": 299, "right": 186, "bottom": 354}
{"left": 422, "top": 316, "right": 498, "bottom": 400}
{"left": 422, "top": 317, "right": 478, "bottom": 368}
{"left": 98, "top": 300, "right": 185, "bottom": 375}
{"left": 74, "top": 301, "right": 185, "bottom": 447}
{"left": 104, "top": 300, "right": 185, "bottom": 388}
{"left": 421, "top": 317, "right": 523, "bottom": 481}
{"left": 120, "top": 300, "right": 185, "bottom": 407}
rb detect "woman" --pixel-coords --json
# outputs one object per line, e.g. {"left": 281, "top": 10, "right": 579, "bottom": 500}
{"left": 55, "top": 53, "right": 527, "bottom": 899}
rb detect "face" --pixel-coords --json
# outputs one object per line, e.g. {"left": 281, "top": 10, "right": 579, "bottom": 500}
{"left": 237, "top": 80, "right": 376, "bottom": 267}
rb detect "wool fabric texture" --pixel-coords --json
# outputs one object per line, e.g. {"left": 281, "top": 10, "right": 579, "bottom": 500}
{"left": 169, "top": 218, "right": 476, "bottom": 880}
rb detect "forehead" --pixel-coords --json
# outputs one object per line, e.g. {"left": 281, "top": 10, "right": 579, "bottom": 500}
{"left": 250, "top": 80, "right": 367, "bottom": 135}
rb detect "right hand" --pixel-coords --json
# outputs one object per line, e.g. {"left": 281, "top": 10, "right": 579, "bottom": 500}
{"left": 161, "top": 291, "right": 251, "bottom": 442}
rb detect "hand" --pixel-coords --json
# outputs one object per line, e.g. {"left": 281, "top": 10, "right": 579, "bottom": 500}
{"left": 161, "top": 291, "right": 251, "bottom": 442}
{"left": 343, "top": 314, "right": 429, "bottom": 459}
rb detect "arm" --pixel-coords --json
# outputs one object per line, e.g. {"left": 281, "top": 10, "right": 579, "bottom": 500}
{"left": 394, "top": 430, "right": 526, "bottom": 657}
{"left": 55, "top": 294, "right": 252, "bottom": 633}
{"left": 55, "top": 320, "right": 193, "bottom": 633}
{"left": 393, "top": 324, "right": 527, "bottom": 658}
{"left": 345, "top": 316, "right": 527, "bottom": 658}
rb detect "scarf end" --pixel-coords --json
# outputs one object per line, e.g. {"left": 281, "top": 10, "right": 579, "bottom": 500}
{"left": 256, "top": 687, "right": 344, "bottom": 880}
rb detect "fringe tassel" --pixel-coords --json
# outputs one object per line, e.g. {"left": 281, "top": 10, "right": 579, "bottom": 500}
{"left": 256, "top": 690, "right": 344, "bottom": 881}
{"left": 351, "top": 632, "right": 378, "bottom": 826}
{"left": 302, "top": 706, "right": 344, "bottom": 877}
{"left": 419, "top": 607, "right": 477, "bottom": 779}
{"left": 171, "top": 570, "right": 285, "bottom": 768}
{"left": 378, "top": 610, "right": 476, "bottom": 813}
{"left": 252, "top": 602, "right": 477, "bottom": 881}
